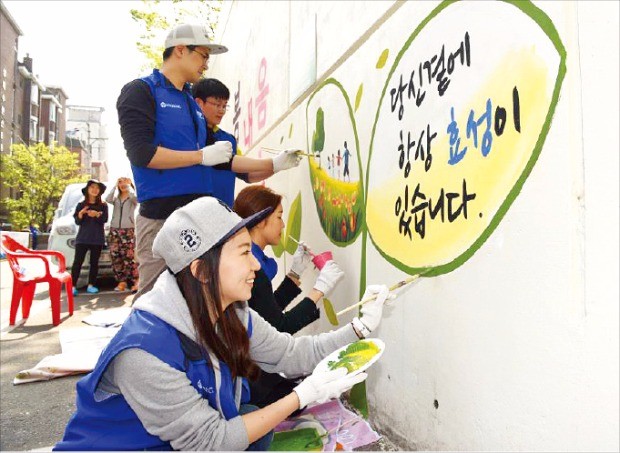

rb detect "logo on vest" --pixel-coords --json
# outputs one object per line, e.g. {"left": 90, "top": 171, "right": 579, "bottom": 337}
{"left": 179, "top": 229, "right": 201, "bottom": 252}
{"left": 160, "top": 101, "right": 182, "bottom": 109}
{"left": 197, "top": 379, "right": 214, "bottom": 394}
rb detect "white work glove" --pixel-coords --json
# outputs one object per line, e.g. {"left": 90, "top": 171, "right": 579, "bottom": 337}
{"left": 313, "top": 260, "right": 344, "bottom": 297}
{"left": 272, "top": 149, "right": 302, "bottom": 173}
{"left": 294, "top": 368, "right": 368, "bottom": 409}
{"left": 289, "top": 241, "right": 312, "bottom": 277}
{"left": 352, "top": 284, "right": 390, "bottom": 337}
{"left": 201, "top": 141, "right": 233, "bottom": 166}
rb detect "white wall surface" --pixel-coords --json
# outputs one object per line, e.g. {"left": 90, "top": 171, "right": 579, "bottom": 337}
{"left": 210, "top": 1, "right": 619, "bottom": 450}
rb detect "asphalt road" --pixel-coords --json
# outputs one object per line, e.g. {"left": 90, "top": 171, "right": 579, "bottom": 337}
{"left": 0, "top": 261, "right": 133, "bottom": 451}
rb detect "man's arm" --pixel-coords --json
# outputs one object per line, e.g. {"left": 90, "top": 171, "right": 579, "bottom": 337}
{"left": 230, "top": 155, "right": 273, "bottom": 173}
{"left": 116, "top": 80, "right": 203, "bottom": 170}
{"left": 246, "top": 170, "right": 275, "bottom": 183}
{"left": 230, "top": 155, "right": 275, "bottom": 182}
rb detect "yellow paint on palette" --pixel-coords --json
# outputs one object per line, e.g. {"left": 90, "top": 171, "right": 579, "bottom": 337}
{"left": 367, "top": 50, "right": 552, "bottom": 268}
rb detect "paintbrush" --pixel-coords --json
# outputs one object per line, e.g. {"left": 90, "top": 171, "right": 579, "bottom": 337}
{"left": 335, "top": 273, "right": 427, "bottom": 317}
{"left": 260, "top": 146, "right": 314, "bottom": 157}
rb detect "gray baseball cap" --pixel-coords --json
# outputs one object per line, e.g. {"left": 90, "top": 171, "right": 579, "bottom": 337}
{"left": 164, "top": 24, "right": 228, "bottom": 55}
{"left": 152, "top": 196, "right": 272, "bottom": 274}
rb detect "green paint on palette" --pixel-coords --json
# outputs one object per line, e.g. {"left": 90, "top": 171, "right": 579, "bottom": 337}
{"left": 327, "top": 340, "right": 380, "bottom": 373}
{"left": 376, "top": 48, "right": 389, "bottom": 69}
{"left": 289, "top": 123, "right": 294, "bottom": 138}
{"left": 323, "top": 298, "right": 339, "bottom": 326}
{"left": 280, "top": 136, "right": 284, "bottom": 144}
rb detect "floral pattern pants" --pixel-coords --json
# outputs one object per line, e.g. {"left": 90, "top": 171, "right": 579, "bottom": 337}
{"left": 109, "top": 227, "right": 139, "bottom": 285}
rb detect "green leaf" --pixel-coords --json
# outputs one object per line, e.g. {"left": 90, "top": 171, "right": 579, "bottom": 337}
{"left": 271, "top": 231, "right": 285, "bottom": 258}
{"left": 349, "top": 381, "right": 369, "bottom": 418}
{"left": 354, "top": 83, "right": 363, "bottom": 112}
{"left": 376, "top": 48, "right": 389, "bottom": 69}
{"left": 284, "top": 193, "right": 302, "bottom": 255}
{"left": 323, "top": 298, "right": 339, "bottom": 326}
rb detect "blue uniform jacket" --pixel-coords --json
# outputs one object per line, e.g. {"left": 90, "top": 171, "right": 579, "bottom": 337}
{"left": 131, "top": 69, "right": 211, "bottom": 203}
{"left": 54, "top": 309, "right": 252, "bottom": 451}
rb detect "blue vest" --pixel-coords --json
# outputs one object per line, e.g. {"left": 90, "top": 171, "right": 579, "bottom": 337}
{"left": 54, "top": 309, "right": 252, "bottom": 451}
{"left": 131, "top": 69, "right": 211, "bottom": 203}
{"left": 210, "top": 127, "right": 239, "bottom": 207}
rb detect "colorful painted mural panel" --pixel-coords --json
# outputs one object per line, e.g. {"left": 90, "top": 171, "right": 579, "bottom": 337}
{"left": 365, "top": 0, "right": 565, "bottom": 275}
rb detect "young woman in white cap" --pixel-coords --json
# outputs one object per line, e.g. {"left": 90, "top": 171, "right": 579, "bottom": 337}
{"left": 55, "top": 196, "right": 389, "bottom": 451}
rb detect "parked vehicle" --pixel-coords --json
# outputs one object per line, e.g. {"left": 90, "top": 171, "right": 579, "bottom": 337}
{"left": 48, "top": 182, "right": 114, "bottom": 285}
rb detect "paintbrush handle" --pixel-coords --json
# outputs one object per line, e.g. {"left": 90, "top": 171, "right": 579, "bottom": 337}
{"left": 260, "top": 147, "right": 313, "bottom": 157}
{"left": 335, "top": 274, "right": 422, "bottom": 316}
{"left": 288, "top": 235, "right": 315, "bottom": 256}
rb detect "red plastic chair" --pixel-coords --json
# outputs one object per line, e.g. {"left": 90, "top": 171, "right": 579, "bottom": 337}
{"left": 1, "top": 234, "right": 74, "bottom": 326}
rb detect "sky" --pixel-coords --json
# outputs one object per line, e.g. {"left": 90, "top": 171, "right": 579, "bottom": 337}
{"left": 3, "top": 1, "right": 151, "bottom": 181}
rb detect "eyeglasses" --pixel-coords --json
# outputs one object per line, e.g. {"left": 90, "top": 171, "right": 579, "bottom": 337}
{"left": 191, "top": 48, "right": 210, "bottom": 64}
{"left": 205, "top": 100, "right": 230, "bottom": 111}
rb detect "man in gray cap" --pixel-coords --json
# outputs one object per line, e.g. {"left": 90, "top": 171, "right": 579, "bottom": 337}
{"left": 117, "top": 24, "right": 233, "bottom": 295}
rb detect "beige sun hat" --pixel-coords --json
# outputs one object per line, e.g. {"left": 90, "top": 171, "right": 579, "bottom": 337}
{"left": 164, "top": 24, "right": 228, "bottom": 55}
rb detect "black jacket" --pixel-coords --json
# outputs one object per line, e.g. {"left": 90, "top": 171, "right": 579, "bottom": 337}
{"left": 248, "top": 268, "right": 320, "bottom": 335}
{"left": 248, "top": 268, "right": 321, "bottom": 408}
{"left": 73, "top": 201, "right": 108, "bottom": 246}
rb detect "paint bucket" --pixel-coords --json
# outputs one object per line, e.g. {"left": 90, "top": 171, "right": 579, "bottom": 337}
{"left": 312, "top": 251, "right": 333, "bottom": 270}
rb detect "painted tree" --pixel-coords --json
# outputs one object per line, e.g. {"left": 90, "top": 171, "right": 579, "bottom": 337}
{"left": 131, "top": 0, "right": 223, "bottom": 70}
{"left": 311, "top": 107, "right": 325, "bottom": 168}
{"left": 0, "top": 143, "right": 86, "bottom": 231}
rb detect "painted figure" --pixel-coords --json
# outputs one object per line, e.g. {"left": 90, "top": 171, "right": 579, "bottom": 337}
{"left": 343, "top": 141, "right": 352, "bottom": 182}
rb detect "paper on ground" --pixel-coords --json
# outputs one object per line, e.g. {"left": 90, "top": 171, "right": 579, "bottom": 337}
{"left": 13, "top": 324, "right": 120, "bottom": 385}
{"left": 81, "top": 306, "right": 131, "bottom": 328}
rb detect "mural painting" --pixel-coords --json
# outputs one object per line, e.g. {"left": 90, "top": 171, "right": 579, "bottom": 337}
{"left": 306, "top": 80, "right": 364, "bottom": 246}
{"left": 303, "top": 0, "right": 565, "bottom": 280}
{"left": 301, "top": 0, "right": 566, "bottom": 415}
{"left": 366, "top": 0, "right": 566, "bottom": 276}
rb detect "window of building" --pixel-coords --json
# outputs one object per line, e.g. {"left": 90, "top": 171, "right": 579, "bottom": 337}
{"left": 29, "top": 117, "right": 38, "bottom": 140}
{"left": 38, "top": 126, "right": 45, "bottom": 142}
{"left": 49, "top": 131, "right": 56, "bottom": 148}
{"left": 31, "top": 84, "right": 39, "bottom": 105}
{"left": 49, "top": 103, "right": 56, "bottom": 122}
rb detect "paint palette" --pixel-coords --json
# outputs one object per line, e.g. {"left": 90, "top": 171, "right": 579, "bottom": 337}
{"left": 313, "top": 338, "right": 385, "bottom": 377}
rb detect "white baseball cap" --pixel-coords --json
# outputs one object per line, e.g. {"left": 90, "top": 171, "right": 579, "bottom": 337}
{"left": 152, "top": 197, "right": 271, "bottom": 274}
{"left": 164, "top": 24, "right": 228, "bottom": 55}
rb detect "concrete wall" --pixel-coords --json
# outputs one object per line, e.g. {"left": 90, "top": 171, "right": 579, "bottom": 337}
{"left": 209, "top": 1, "right": 619, "bottom": 450}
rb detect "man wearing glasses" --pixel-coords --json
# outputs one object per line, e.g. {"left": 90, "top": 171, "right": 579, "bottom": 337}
{"left": 117, "top": 24, "right": 234, "bottom": 295}
{"left": 192, "top": 78, "right": 302, "bottom": 208}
